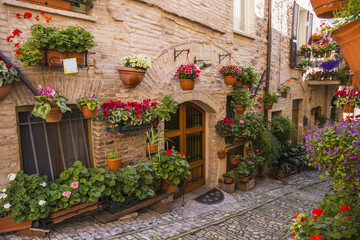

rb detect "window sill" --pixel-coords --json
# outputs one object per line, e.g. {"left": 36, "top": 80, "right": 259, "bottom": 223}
{"left": 2, "top": 0, "right": 97, "bottom": 22}
{"left": 233, "top": 30, "right": 256, "bottom": 40}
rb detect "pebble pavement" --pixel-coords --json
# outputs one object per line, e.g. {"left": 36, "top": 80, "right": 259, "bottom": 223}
{"left": 0, "top": 168, "right": 332, "bottom": 240}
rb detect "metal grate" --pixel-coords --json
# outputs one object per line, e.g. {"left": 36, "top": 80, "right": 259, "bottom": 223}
{"left": 186, "top": 105, "right": 202, "bottom": 128}
{"left": 18, "top": 109, "right": 90, "bottom": 181}
{"left": 165, "top": 108, "right": 180, "bottom": 131}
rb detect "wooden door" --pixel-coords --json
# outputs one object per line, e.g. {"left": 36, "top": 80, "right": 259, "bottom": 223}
{"left": 165, "top": 102, "right": 205, "bottom": 194}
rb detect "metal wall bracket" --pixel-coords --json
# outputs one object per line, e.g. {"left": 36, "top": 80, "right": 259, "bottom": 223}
{"left": 174, "top": 49, "right": 189, "bottom": 61}
{"left": 219, "top": 53, "right": 231, "bottom": 64}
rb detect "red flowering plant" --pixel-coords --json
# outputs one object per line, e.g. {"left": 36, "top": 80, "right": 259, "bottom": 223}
{"left": 299, "top": 44, "right": 311, "bottom": 54}
{"left": 333, "top": 88, "right": 360, "bottom": 108}
{"left": 174, "top": 64, "right": 201, "bottom": 81}
{"left": 0, "top": 56, "right": 20, "bottom": 87}
{"left": 7, "top": 11, "right": 96, "bottom": 67}
{"left": 151, "top": 146, "right": 190, "bottom": 186}
{"left": 219, "top": 64, "right": 241, "bottom": 77}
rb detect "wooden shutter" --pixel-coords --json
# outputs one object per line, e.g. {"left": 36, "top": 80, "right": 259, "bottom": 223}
{"left": 306, "top": 12, "right": 313, "bottom": 44}
{"left": 290, "top": 2, "right": 299, "bottom": 68}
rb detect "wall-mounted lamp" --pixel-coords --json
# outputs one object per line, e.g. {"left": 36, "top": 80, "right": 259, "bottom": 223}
{"left": 194, "top": 57, "right": 212, "bottom": 70}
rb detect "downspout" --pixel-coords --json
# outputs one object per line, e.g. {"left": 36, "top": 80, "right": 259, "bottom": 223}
{"left": 265, "top": 0, "right": 272, "bottom": 120}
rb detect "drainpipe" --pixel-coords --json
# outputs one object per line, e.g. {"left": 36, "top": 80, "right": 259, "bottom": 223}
{"left": 265, "top": 0, "right": 272, "bottom": 120}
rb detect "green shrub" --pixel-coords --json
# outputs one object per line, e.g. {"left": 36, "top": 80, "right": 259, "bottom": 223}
{"left": 253, "top": 128, "right": 282, "bottom": 163}
{"left": 270, "top": 116, "right": 295, "bottom": 144}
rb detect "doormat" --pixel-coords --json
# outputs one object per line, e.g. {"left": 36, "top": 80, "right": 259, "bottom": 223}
{"left": 193, "top": 188, "right": 224, "bottom": 205}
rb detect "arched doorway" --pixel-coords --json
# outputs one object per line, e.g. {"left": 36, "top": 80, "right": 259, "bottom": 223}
{"left": 165, "top": 102, "right": 205, "bottom": 194}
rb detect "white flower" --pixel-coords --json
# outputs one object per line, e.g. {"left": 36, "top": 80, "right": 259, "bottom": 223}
{"left": 39, "top": 182, "right": 47, "bottom": 187}
{"left": 38, "top": 200, "right": 46, "bottom": 206}
{"left": 8, "top": 173, "right": 16, "bottom": 181}
{"left": 0, "top": 193, "right": 7, "bottom": 199}
{"left": 3, "top": 203, "right": 11, "bottom": 209}
{"left": 2, "top": 188, "right": 6, "bottom": 193}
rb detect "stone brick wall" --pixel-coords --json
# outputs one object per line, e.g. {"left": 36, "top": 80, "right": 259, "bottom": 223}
{"left": 0, "top": 0, "right": 332, "bottom": 188}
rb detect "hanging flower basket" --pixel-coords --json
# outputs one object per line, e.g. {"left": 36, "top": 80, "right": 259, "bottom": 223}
{"left": 332, "top": 19, "right": 360, "bottom": 91}
{"left": 234, "top": 105, "right": 246, "bottom": 114}
{"left": 280, "top": 92, "right": 288, "bottom": 98}
{"left": 117, "top": 67, "right": 146, "bottom": 88}
{"left": 19, "top": 0, "right": 71, "bottom": 11}
{"left": 246, "top": 150, "right": 254, "bottom": 155}
{"left": 0, "top": 83, "right": 13, "bottom": 101}
{"left": 145, "top": 144, "right": 158, "bottom": 154}
{"left": 342, "top": 104, "right": 355, "bottom": 113}
{"left": 264, "top": 104, "right": 273, "bottom": 110}
{"left": 45, "top": 107, "right": 63, "bottom": 123}
{"left": 179, "top": 79, "right": 195, "bottom": 90}
{"left": 310, "top": 0, "right": 348, "bottom": 18}
{"left": 217, "top": 150, "right": 227, "bottom": 159}
{"left": 0, "top": 216, "right": 32, "bottom": 234}
{"left": 230, "top": 157, "right": 240, "bottom": 165}
{"left": 224, "top": 76, "right": 236, "bottom": 85}
{"left": 81, "top": 106, "right": 97, "bottom": 119}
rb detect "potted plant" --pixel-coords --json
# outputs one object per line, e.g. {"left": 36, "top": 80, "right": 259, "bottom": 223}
{"left": 145, "top": 126, "right": 169, "bottom": 154}
{"left": 105, "top": 151, "right": 121, "bottom": 170}
{"left": 270, "top": 151, "right": 294, "bottom": 179}
{"left": 76, "top": 94, "right": 101, "bottom": 119}
{"left": 70, "top": 0, "right": 96, "bottom": 14}
{"left": 234, "top": 161, "right": 255, "bottom": 183}
{"left": 299, "top": 44, "right": 311, "bottom": 56}
{"left": 237, "top": 66, "right": 258, "bottom": 87}
{"left": 230, "top": 154, "right": 242, "bottom": 165}
{"left": 151, "top": 147, "right": 190, "bottom": 192}
{"left": 333, "top": 88, "right": 359, "bottom": 113}
{"left": 217, "top": 150, "right": 228, "bottom": 159}
{"left": 231, "top": 86, "right": 253, "bottom": 114}
{"left": 117, "top": 55, "right": 151, "bottom": 88}
{"left": 279, "top": 80, "right": 291, "bottom": 98}
{"left": 219, "top": 64, "right": 241, "bottom": 85}
{"left": 8, "top": 11, "right": 96, "bottom": 67}
{"left": 174, "top": 64, "right": 201, "bottom": 90}
{"left": 260, "top": 92, "right": 278, "bottom": 110}
{"left": 310, "top": 0, "right": 348, "bottom": 18}
{"left": 331, "top": 0, "right": 360, "bottom": 91}
{"left": 151, "top": 95, "right": 178, "bottom": 125}
{"left": 0, "top": 57, "right": 20, "bottom": 100}
{"left": 222, "top": 173, "right": 235, "bottom": 184}
{"left": 19, "top": 0, "right": 71, "bottom": 11}
{"left": 246, "top": 145, "right": 254, "bottom": 155}
{"left": 31, "top": 85, "right": 71, "bottom": 123}
{"left": 298, "top": 59, "right": 313, "bottom": 69}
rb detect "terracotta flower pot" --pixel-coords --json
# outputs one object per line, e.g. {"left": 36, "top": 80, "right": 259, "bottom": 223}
{"left": 281, "top": 92, "right": 288, "bottom": 98}
{"left": 239, "top": 176, "right": 250, "bottom": 183}
{"left": 145, "top": 144, "right": 158, "bottom": 154}
{"left": 342, "top": 104, "right": 354, "bottom": 113}
{"left": 117, "top": 67, "right": 146, "bottom": 88}
{"left": 45, "top": 107, "right": 62, "bottom": 123}
{"left": 81, "top": 106, "right": 97, "bottom": 119}
{"left": 310, "top": 0, "right": 348, "bottom": 18}
{"left": 179, "top": 79, "right": 195, "bottom": 90}
{"left": 332, "top": 19, "right": 360, "bottom": 91}
{"left": 0, "top": 216, "right": 32, "bottom": 234}
{"left": 217, "top": 150, "right": 227, "bottom": 159}
{"left": 19, "top": 0, "right": 71, "bottom": 10}
{"left": 247, "top": 150, "right": 254, "bottom": 155}
{"left": 161, "top": 179, "right": 178, "bottom": 192}
{"left": 234, "top": 105, "right": 246, "bottom": 114}
{"left": 264, "top": 104, "right": 273, "bottom": 110}
{"left": 38, "top": 49, "right": 85, "bottom": 66}
{"left": 230, "top": 157, "right": 239, "bottom": 165}
{"left": 224, "top": 76, "right": 236, "bottom": 85}
{"left": 49, "top": 201, "right": 98, "bottom": 224}
{"left": 224, "top": 178, "right": 233, "bottom": 184}
{"left": 277, "top": 169, "right": 287, "bottom": 179}
{"left": 106, "top": 158, "right": 122, "bottom": 170}
{"left": 0, "top": 83, "right": 13, "bottom": 101}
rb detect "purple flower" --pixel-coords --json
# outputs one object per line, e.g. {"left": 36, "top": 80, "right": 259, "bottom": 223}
{"left": 355, "top": 177, "right": 360, "bottom": 182}
{"left": 334, "top": 148, "right": 339, "bottom": 151}
{"left": 329, "top": 163, "right": 333, "bottom": 167}
{"left": 91, "top": 94, "right": 96, "bottom": 98}
{"left": 327, "top": 169, "right": 331, "bottom": 172}
{"left": 344, "top": 160, "right": 348, "bottom": 164}
{"left": 346, "top": 175, "right": 350, "bottom": 179}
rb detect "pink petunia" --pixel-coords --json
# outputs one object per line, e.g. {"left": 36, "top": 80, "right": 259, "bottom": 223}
{"left": 62, "top": 191, "right": 71, "bottom": 198}
{"left": 70, "top": 182, "right": 78, "bottom": 189}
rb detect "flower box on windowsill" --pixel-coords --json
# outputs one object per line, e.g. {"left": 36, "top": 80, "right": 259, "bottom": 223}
{"left": 18, "top": 0, "right": 71, "bottom": 11}
{"left": 69, "top": 0, "right": 93, "bottom": 14}
{"left": 106, "top": 124, "right": 151, "bottom": 133}
{"left": 38, "top": 49, "right": 88, "bottom": 67}
{"left": 307, "top": 80, "right": 341, "bottom": 86}
{"left": 0, "top": 216, "right": 32, "bottom": 234}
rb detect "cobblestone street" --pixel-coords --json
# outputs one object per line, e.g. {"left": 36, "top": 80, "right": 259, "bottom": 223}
{"left": 1, "top": 169, "right": 332, "bottom": 240}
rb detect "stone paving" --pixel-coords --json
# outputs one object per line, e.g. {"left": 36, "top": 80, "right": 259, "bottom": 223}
{"left": 1, "top": 168, "right": 332, "bottom": 240}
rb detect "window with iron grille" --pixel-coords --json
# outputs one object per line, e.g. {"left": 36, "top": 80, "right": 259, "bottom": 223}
{"left": 18, "top": 108, "right": 91, "bottom": 181}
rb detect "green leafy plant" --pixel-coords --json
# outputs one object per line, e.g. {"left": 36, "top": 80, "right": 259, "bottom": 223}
{"left": 333, "top": 88, "right": 360, "bottom": 108}
{"left": 151, "top": 95, "right": 179, "bottom": 122}
{"left": 237, "top": 66, "right": 259, "bottom": 84}
{"left": 0, "top": 57, "right": 20, "bottom": 86}
{"left": 261, "top": 92, "right": 278, "bottom": 105}
{"left": 253, "top": 128, "right": 282, "bottom": 163}
{"left": 145, "top": 126, "right": 169, "bottom": 145}
{"left": 219, "top": 64, "right": 241, "bottom": 77}
{"left": 121, "top": 55, "right": 151, "bottom": 70}
{"left": 280, "top": 80, "right": 292, "bottom": 93}
{"left": 76, "top": 94, "right": 101, "bottom": 111}
{"left": 338, "top": 67, "right": 351, "bottom": 85}
{"left": 231, "top": 86, "right": 253, "bottom": 107}
{"left": 332, "top": 0, "right": 360, "bottom": 29}
{"left": 298, "top": 59, "right": 313, "bottom": 69}
{"left": 151, "top": 147, "right": 190, "bottom": 186}
{"left": 234, "top": 161, "right": 255, "bottom": 178}
{"left": 247, "top": 152, "right": 265, "bottom": 167}
{"left": 8, "top": 11, "right": 96, "bottom": 67}
{"left": 299, "top": 44, "right": 311, "bottom": 54}
{"left": 31, "top": 85, "right": 71, "bottom": 119}
{"left": 222, "top": 173, "right": 235, "bottom": 180}
{"left": 270, "top": 116, "right": 295, "bottom": 145}
{"left": 107, "top": 151, "right": 120, "bottom": 159}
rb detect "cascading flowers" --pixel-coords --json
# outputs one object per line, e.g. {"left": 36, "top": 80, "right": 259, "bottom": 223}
{"left": 121, "top": 55, "right": 151, "bottom": 70}
{"left": 174, "top": 64, "right": 201, "bottom": 81}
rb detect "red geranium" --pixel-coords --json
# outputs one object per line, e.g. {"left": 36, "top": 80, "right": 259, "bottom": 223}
{"left": 6, "top": 63, "right": 12, "bottom": 69}
{"left": 180, "top": 152, "right": 185, "bottom": 157}
{"left": 166, "top": 149, "right": 173, "bottom": 155}
{"left": 339, "top": 205, "right": 351, "bottom": 212}
{"left": 291, "top": 233, "right": 296, "bottom": 238}
{"left": 312, "top": 208, "right": 323, "bottom": 217}
{"left": 14, "top": 43, "right": 19, "bottom": 47}
{"left": 16, "top": 13, "right": 20, "bottom": 18}
{"left": 15, "top": 50, "right": 22, "bottom": 55}
{"left": 12, "top": 29, "right": 22, "bottom": 36}
{"left": 23, "top": 12, "right": 32, "bottom": 19}
{"left": 310, "top": 235, "right": 323, "bottom": 240}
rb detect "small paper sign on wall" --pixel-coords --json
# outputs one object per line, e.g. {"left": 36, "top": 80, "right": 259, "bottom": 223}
{"left": 63, "top": 58, "right": 78, "bottom": 74}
